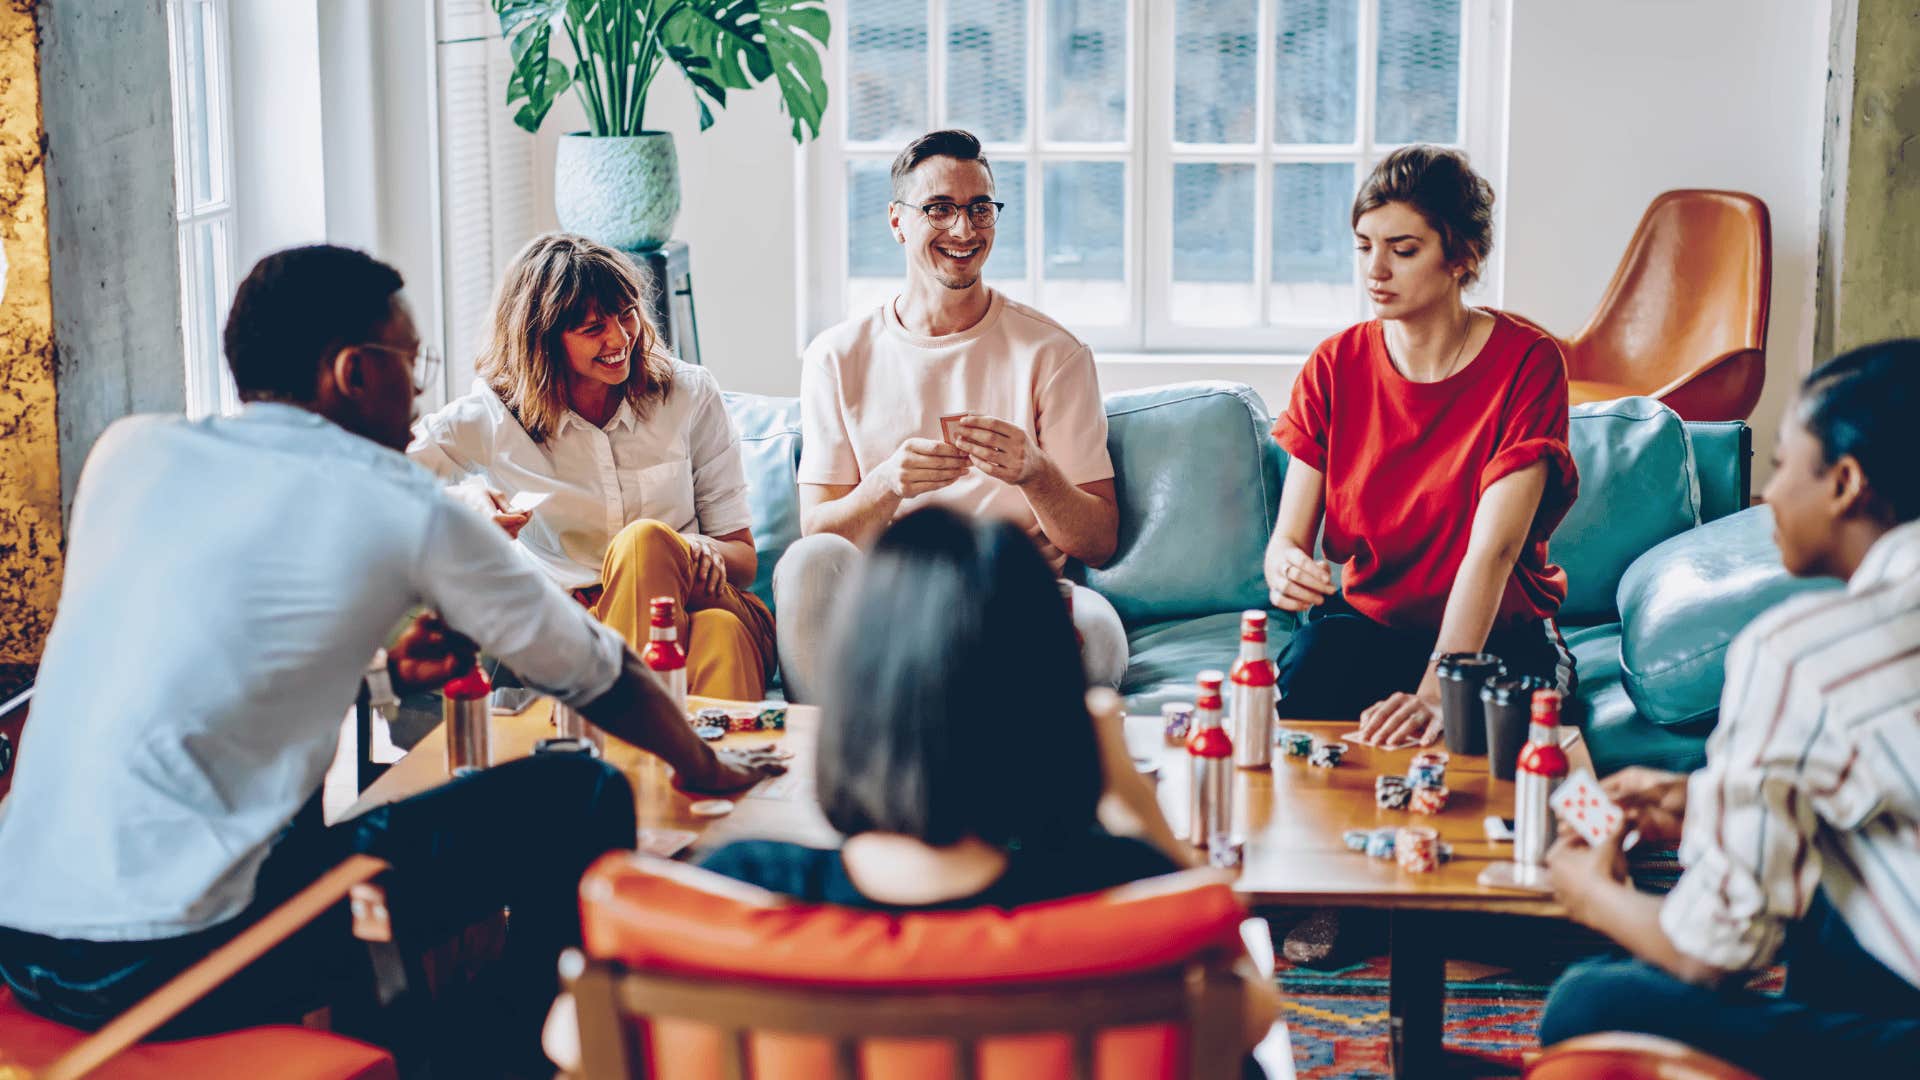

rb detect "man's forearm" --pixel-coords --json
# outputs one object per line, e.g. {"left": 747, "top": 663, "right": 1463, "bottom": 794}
{"left": 1583, "top": 880, "right": 1728, "bottom": 986}
{"left": 1022, "top": 462, "right": 1117, "bottom": 566}
{"left": 801, "top": 475, "right": 900, "bottom": 546}
{"left": 579, "top": 649, "right": 719, "bottom": 788}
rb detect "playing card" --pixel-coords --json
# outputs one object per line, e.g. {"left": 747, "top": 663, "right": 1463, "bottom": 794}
{"left": 636, "top": 828, "right": 698, "bottom": 858}
{"left": 939, "top": 413, "right": 968, "bottom": 447}
{"left": 1338, "top": 730, "right": 1422, "bottom": 751}
{"left": 506, "top": 490, "right": 551, "bottom": 514}
{"left": 1550, "top": 769, "right": 1624, "bottom": 846}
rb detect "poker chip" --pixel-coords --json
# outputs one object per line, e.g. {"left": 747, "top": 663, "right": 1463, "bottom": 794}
{"left": 688, "top": 799, "right": 735, "bottom": 817}
{"left": 1375, "top": 774, "right": 1412, "bottom": 810}
{"left": 756, "top": 701, "right": 788, "bottom": 731}
{"left": 727, "top": 709, "right": 761, "bottom": 732}
{"left": 1410, "top": 784, "right": 1450, "bottom": 815}
{"left": 694, "top": 723, "right": 726, "bottom": 741}
{"left": 1396, "top": 826, "right": 1440, "bottom": 873}
{"left": 693, "top": 707, "right": 731, "bottom": 727}
{"left": 1343, "top": 828, "right": 1371, "bottom": 852}
{"left": 1308, "top": 741, "right": 1346, "bottom": 768}
{"left": 1163, "top": 703, "right": 1195, "bottom": 743}
{"left": 1282, "top": 731, "right": 1314, "bottom": 758}
{"left": 1365, "top": 828, "right": 1397, "bottom": 860}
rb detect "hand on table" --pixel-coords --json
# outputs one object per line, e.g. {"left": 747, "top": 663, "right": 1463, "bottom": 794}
{"left": 877, "top": 437, "right": 971, "bottom": 499}
{"left": 951, "top": 415, "right": 1046, "bottom": 486}
{"left": 1265, "top": 542, "right": 1335, "bottom": 612}
{"left": 388, "top": 611, "right": 479, "bottom": 696}
{"left": 680, "top": 746, "right": 788, "bottom": 794}
{"left": 1546, "top": 820, "right": 1630, "bottom": 928}
{"left": 684, "top": 534, "right": 729, "bottom": 600}
{"left": 1355, "top": 676, "right": 1443, "bottom": 748}
{"left": 1558, "top": 766, "right": 1688, "bottom": 845}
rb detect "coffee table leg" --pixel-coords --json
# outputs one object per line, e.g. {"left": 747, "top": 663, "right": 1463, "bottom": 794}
{"left": 1388, "top": 910, "right": 1444, "bottom": 1079}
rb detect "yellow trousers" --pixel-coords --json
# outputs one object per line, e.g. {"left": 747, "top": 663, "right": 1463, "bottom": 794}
{"left": 595, "top": 520, "right": 777, "bottom": 702}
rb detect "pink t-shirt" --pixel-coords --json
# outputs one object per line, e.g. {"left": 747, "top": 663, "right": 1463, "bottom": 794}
{"left": 798, "top": 290, "right": 1114, "bottom": 530}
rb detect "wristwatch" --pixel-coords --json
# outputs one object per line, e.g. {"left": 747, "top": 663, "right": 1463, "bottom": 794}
{"left": 365, "top": 648, "right": 401, "bottom": 712}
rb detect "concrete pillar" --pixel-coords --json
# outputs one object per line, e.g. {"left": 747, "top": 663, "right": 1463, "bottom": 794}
{"left": 1816, "top": 0, "right": 1920, "bottom": 358}
{"left": 37, "top": 0, "right": 186, "bottom": 514}
{"left": 0, "top": 1, "right": 64, "bottom": 668}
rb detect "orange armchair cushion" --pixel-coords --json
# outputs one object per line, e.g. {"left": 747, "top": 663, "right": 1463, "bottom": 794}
{"left": 578, "top": 855, "right": 1247, "bottom": 988}
{"left": 0, "top": 989, "right": 397, "bottom": 1080}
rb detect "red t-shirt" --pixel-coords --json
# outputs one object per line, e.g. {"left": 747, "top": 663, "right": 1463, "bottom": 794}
{"left": 1271, "top": 311, "right": 1578, "bottom": 629}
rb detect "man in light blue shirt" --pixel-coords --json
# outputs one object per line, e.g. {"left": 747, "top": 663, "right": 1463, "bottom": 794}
{"left": 0, "top": 245, "right": 781, "bottom": 1065}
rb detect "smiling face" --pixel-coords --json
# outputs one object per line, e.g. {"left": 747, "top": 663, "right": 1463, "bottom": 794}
{"left": 891, "top": 155, "right": 996, "bottom": 291}
{"left": 559, "top": 302, "right": 642, "bottom": 392}
{"left": 1353, "top": 201, "right": 1467, "bottom": 321}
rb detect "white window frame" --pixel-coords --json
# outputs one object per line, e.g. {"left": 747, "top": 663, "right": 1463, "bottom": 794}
{"left": 166, "top": 0, "right": 243, "bottom": 417}
{"left": 802, "top": 0, "right": 1508, "bottom": 356}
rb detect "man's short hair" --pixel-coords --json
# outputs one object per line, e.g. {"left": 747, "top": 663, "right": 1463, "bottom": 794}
{"left": 889, "top": 129, "right": 993, "bottom": 202}
{"left": 224, "top": 245, "right": 405, "bottom": 402}
{"left": 1799, "top": 339, "right": 1920, "bottom": 524}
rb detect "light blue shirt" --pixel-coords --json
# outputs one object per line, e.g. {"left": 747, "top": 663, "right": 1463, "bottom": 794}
{"left": 0, "top": 404, "right": 627, "bottom": 941}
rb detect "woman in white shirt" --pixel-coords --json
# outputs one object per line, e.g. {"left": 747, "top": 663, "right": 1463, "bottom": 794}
{"left": 410, "top": 234, "right": 775, "bottom": 700}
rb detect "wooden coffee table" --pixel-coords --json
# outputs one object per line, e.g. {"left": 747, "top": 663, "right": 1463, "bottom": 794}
{"left": 1149, "top": 719, "right": 1588, "bottom": 1077}
{"left": 349, "top": 705, "right": 1580, "bottom": 1077}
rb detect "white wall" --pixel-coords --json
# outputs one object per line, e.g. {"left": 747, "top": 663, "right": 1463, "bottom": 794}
{"left": 229, "top": 2, "right": 328, "bottom": 269}
{"left": 532, "top": 72, "right": 804, "bottom": 396}
{"left": 1503, "top": 0, "right": 1831, "bottom": 483}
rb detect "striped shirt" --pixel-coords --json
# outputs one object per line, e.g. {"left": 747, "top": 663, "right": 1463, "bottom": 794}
{"left": 1661, "top": 519, "right": 1920, "bottom": 986}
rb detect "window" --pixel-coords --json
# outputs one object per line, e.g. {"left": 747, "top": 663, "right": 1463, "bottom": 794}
{"left": 166, "top": 0, "right": 241, "bottom": 416}
{"left": 805, "top": 0, "right": 1506, "bottom": 353}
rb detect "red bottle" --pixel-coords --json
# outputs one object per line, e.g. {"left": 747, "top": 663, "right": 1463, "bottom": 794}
{"left": 1186, "top": 670, "right": 1234, "bottom": 849}
{"left": 1229, "top": 611, "right": 1276, "bottom": 768}
{"left": 1515, "top": 689, "right": 1570, "bottom": 867}
{"left": 641, "top": 596, "right": 688, "bottom": 713}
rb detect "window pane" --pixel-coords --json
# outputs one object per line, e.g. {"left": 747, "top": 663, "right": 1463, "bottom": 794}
{"left": 847, "top": 160, "right": 900, "bottom": 300}
{"left": 988, "top": 159, "right": 1027, "bottom": 282}
{"left": 1273, "top": 0, "right": 1358, "bottom": 145}
{"left": 1270, "top": 162, "right": 1355, "bottom": 324}
{"left": 1173, "top": 0, "right": 1257, "bottom": 145}
{"left": 945, "top": 0, "right": 1026, "bottom": 143}
{"left": 185, "top": 0, "right": 220, "bottom": 206}
{"left": 846, "top": 0, "right": 929, "bottom": 143}
{"left": 1045, "top": 0, "right": 1127, "bottom": 143}
{"left": 1375, "top": 0, "right": 1460, "bottom": 144}
{"left": 1171, "top": 163, "right": 1255, "bottom": 325}
{"left": 1041, "top": 161, "right": 1126, "bottom": 325}
{"left": 184, "top": 219, "right": 233, "bottom": 416}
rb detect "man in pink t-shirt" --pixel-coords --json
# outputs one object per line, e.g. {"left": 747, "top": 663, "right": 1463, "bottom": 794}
{"left": 773, "top": 129, "right": 1127, "bottom": 701}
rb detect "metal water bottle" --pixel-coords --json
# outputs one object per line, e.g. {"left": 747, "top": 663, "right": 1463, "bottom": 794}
{"left": 641, "top": 596, "right": 688, "bottom": 713}
{"left": 1186, "top": 671, "right": 1234, "bottom": 851}
{"left": 1229, "top": 611, "right": 1276, "bottom": 768}
{"left": 442, "top": 665, "right": 493, "bottom": 776}
{"left": 1514, "top": 689, "right": 1570, "bottom": 867}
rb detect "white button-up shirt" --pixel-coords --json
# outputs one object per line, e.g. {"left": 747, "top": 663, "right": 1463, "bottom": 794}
{"left": 0, "top": 405, "right": 626, "bottom": 941}
{"left": 1661, "top": 519, "right": 1920, "bottom": 985}
{"left": 408, "top": 363, "right": 753, "bottom": 591}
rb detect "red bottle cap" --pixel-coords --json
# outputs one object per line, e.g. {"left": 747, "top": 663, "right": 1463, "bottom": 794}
{"left": 649, "top": 596, "right": 677, "bottom": 625}
{"left": 1240, "top": 610, "right": 1268, "bottom": 641}
{"left": 1530, "top": 688, "right": 1563, "bottom": 723}
{"left": 442, "top": 665, "right": 492, "bottom": 701}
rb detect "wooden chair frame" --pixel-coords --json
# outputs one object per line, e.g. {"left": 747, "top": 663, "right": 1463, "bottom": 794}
{"left": 564, "top": 950, "right": 1248, "bottom": 1080}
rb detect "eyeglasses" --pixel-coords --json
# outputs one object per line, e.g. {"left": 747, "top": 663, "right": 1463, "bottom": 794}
{"left": 357, "top": 342, "right": 443, "bottom": 395}
{"left": 898, "top": 199, "right": 1005, "bottom": 231}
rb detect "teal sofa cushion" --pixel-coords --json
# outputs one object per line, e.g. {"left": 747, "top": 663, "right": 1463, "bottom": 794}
{"left": 1558, "top": 398, "right": 1701, "bottom": 625}
{"left": 1683, "top": 421, "right": 1751, "bottom": 525}
{"left": 723, "top": 392, "right": 802, "bottom": 614}
{"left": 1120, "top": 610, "right": 1289, "bottom": 716}
{"left": 1564, "top": 622, "right": 1714, "bottom": 775}
{"left": 1085, "top": 382, "right": 1286, "bottom": 627}
{"left": 1617, "top": 505, "right": 1842, "bottom": 727}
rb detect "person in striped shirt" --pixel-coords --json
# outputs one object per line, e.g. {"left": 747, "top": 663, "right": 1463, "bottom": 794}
{"left": 1536, "top": 340, "right": 1920, "bottom": 1075}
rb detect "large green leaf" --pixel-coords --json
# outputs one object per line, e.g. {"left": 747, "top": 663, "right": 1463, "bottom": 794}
{"left": 758, "top": 0, "right": 830, "bottom": 142}
{"left": 493, "top": 0, "right": 573, "bottom": 133}
{"left": 659, "top": 0, "right": 829, "bottom": 143}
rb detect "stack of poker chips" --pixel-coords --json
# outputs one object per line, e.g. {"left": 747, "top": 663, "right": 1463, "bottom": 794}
{"left": 1277, "top": 729, "right": 1315, "bottom": 758}
{"left": 1410, "top": 784, "right": 1451, "bottom": 815}
{"left": 1396, "top": 826, "right": 1441, "bottom": 873}
{"left": 1162, "top": 702, "right": 1194, "bottom": 744}
{"left": 1408, "top": 751, "right": 1449, "bottom": 789}
{"left": 1375, "top": 774, "right": 1412, "bottom": 809}
{"left": 758, "top": 702, "right": 788, "bottom": 731}
{"left": 692, "top": 707, "right": 729, "bottom": 741}
{"left": 1365, "top": 827, "right": 1398, "bottom": 860}
{"left": 1307, "top": 741, "right": 1346, "bottom": 768}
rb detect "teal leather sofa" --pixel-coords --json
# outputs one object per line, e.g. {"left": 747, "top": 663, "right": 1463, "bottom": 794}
{"left": 725, "top": 382, "right": 1826, "bottom": 776}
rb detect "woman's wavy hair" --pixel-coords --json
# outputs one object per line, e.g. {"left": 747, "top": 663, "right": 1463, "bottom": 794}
{"left": 477, "top": 233, "right": 674, "bottom": 442}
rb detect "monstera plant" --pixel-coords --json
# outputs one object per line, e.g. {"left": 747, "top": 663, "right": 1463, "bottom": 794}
{"left": 494, "top": 0, "right": 831, "bottom": 248}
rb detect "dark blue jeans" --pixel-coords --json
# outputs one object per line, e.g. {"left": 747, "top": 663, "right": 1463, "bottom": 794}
{"left": 0, "top": 752, "right": 634, "bottom": 1048}
{"left": 1275, "top": 592, "right": 1574, "bottom": 719}
{"left": 1539, "top": 891, "right": 1920, "bottom": 1078}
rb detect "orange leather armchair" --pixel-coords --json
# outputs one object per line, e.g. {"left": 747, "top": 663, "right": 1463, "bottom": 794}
{"left": 567, "top": 854, "right": 1257, "bottom": 1080}
{"left": 1560, "top": 190, "right": 1771, "bottom": 422}
{"left": 1525, "top": 1032, "right": 1761, "bottom": 1080}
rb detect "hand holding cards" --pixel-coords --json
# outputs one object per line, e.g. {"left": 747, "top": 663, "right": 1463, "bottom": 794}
{"left": 1550, "top": 769, "right": 1641, "bottom": 851}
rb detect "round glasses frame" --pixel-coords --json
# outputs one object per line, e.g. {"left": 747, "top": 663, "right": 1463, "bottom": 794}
{"left": 896, "top": 199, "right": 1005, "bottom": 231}
{"left": 358, "top": 342, "right": 443, "bottom": 395}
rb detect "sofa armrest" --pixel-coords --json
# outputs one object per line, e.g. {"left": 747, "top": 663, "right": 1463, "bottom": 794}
{"left": 1616, "top": 507, "right": 1840, "bottom": 728}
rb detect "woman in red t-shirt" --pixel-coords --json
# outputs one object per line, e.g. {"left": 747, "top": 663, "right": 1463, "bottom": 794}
{"left": 1265, "top": 146, "right": 1579, "bottom": 749}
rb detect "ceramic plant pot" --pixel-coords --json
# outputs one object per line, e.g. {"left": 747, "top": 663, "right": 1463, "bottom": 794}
{"left": 554, "top": 131, "right": 681, "bottom": 250}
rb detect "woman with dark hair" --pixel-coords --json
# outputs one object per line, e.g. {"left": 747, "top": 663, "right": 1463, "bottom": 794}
{"left": 1264, "top": 145, "right": 1579, "bottom": 748}
{"left": 702, "top": 506, "right": 1186, "bottom": 907}
{"left": 409, "top": 233, "right": 775, "bottom": 700}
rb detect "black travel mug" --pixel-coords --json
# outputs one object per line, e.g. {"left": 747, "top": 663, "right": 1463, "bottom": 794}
{"left": 1480, "top": 675, "right": 1551, "bottom": 780}
{"left": 1434, "top": 652, "right": 1505, "bottom": 755}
